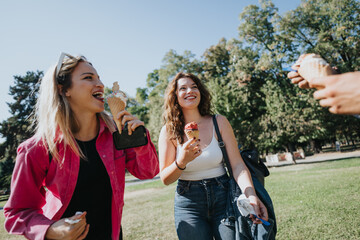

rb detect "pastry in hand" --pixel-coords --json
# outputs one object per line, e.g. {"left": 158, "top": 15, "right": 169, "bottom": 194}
{"left": 184, "top": 122, "right": 199, "bottom": 139}
{"left": 107, "top": 82, "right": 127, "bottom": 133}
{"left": 294, "top": 53, "right": 332, "bottom": 84}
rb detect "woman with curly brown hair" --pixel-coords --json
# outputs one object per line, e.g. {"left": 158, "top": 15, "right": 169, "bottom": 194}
{"left": 158, "top": 72, "right": 268, "bottom": 240}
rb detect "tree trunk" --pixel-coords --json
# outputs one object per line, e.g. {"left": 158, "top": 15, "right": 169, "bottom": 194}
{"left": 315, "top": 139, "right": 323, "bottom": 153}
{"left": 344, "top": 133, "right": 350, "bottom": 146}
{"left": 350, "top": 137, "right": 357, "bottom": 150}
{"left": 310, "top": 139, "right": 323, "bottom": 153}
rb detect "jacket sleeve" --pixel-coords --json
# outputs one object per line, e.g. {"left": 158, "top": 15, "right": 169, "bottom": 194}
{"left": 125, "top": 129, "right": 159, "bottom": 180}
{"left": 3, "top": 142, "right": 55, "bottom": 240}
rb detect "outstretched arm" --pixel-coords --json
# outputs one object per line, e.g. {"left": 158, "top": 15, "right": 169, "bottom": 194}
{"left": 312, "top": 71, "right": 360, "bottom": 114}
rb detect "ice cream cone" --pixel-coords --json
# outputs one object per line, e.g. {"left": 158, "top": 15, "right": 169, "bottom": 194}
{"left": 296, "top": 54, "right": 332, "bottom": 84}
{"left": 184, "top": 122, "right": 199, "bottom": 139}
{"left": 107, "top": 82, "right": 127, "bottom": 133}
{"left": 107, "top": 97, "right": 126, "bottom": 132}
{"left": 185, "top": 129, "right": 199, "bottom": 139}
{"left": 298, "top": 61, "right": 332, "bottom": 81}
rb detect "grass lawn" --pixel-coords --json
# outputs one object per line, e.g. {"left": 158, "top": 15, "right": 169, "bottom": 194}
{"left": 122, "top": 158, "right": 360, "bottom": 240}
{"left": 267, "top": 158, "right": 360, "bottom": 239}
{"left": 0, "top": 158, "right": 359, "bottom": 239}
{"left": 0, "top": 201, "right": 7, "bottom": 208}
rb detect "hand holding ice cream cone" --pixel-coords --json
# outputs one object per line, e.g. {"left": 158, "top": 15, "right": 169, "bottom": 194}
{"left": 107, "top": 82, "right": 127, "bottom": 133}
{"left": 174, "top": 122, "right": 201, "bottom": 169}
{"left": 289, "top": 53, "right": 333, "bottom": 89}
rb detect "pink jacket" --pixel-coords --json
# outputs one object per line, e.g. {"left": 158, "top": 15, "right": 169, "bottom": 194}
{"left": 4, "top": 118, "right": 159, "bottom": 240}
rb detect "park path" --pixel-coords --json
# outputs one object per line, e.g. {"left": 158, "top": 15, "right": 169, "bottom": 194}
{"left": 265, "top": 149, "right": 360, "bottom": 167}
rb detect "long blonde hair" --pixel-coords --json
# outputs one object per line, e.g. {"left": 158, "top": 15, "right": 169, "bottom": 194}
{"left": 34, "top": 54, "right": 114, "bottom": 162}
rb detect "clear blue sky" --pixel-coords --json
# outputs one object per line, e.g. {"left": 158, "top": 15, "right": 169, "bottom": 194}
{"left": 0, "top": 0, "right": 301, "bottom": 123}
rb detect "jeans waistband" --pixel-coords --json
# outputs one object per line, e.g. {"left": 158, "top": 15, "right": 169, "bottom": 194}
{"left": 178, "top": 174, "right": 229, "bottom": 186}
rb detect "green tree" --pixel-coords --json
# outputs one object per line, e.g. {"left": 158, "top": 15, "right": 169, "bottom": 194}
{"left": 234, "top": 1, "right": 324, "bottom": 154}
{"left": 127, "top": 87, "right": 150, "bottom": 125}
{"left": 203, "top": 38, "right": 266, "bottom": 149}
{"left": 278, "top": 0, "right": 360, "bottom": 72}
{"left": 0, "top": 71, "right": 42, "bottom": 189}
{"left": 277, "top": 0, "right": 360, "bottom": 150}
{"left": 231, "top": 0, "right": 360, "bottom": 154}
{"left": 141, "top": 0, "right": 360, "bottom": 156}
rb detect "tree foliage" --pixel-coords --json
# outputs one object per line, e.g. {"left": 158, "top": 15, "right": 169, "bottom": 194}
{"left": 138, "top": 0, "right": 360, "bottom": 154}
{"left": 0, "top": 71, "right": 42, "bottom": 189}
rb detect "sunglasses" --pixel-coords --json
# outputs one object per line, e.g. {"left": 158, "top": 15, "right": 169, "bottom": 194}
{"left": 55, "top": 52, "right": 71, "bottom": 84}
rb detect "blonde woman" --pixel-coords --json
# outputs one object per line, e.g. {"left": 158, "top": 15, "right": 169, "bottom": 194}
{"left": 4, "top": 53, "right": 159, "bottom": 240}
{"left": 158, "top": 72, "right": 268, "bottom": 240}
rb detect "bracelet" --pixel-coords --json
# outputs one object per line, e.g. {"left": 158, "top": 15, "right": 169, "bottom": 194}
{"left": 175, "top": 160, "right": 186, "bottom": 170}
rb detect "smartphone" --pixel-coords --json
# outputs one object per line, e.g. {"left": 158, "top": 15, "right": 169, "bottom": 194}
{"left": 113, "top": 122, "right": 148, "bottom": 150}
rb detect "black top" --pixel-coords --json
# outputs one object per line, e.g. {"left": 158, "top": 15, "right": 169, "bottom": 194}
{"left": 62, "top": 136, "right": 112, "bottom": 240}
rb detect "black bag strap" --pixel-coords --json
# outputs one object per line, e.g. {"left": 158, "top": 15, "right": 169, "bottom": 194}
{"left": 212, "top": 115, "right": 234, "bottom": 179}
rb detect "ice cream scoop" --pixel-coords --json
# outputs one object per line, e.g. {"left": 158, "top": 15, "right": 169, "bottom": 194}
{"left": 184, "top": 122, "right": 199, "bottom": 139}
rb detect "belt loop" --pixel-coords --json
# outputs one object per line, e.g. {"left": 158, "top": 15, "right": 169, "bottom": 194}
{"left": 216, "top": 175, "right": 224, "bottom": 186}
{"left": 186, "top": 180, "right": 191, "bottom": 189}
{"left": 215, "top": 176, "right": 220, "bottom": 185}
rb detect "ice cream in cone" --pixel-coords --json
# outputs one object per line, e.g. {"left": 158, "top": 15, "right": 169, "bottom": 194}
{"left": 107, "top": 82, "right": 127, "bottom": 133}
{"left": 294, "top": 53, "right": 332, "bottom": 84}
{"left": 184, "top": 122, "right": 199, "bottom": 139}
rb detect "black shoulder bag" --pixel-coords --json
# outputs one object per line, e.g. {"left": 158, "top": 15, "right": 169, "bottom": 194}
{"left": 212, "top": 115, "right": 276, "bottom": 240}
{"left": 240, "top": 149, "right": 269, "bottom": 187}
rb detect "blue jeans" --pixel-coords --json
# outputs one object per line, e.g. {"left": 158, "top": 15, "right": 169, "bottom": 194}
{"left": 174, "top": 174, "right": 235, "bottom": 240}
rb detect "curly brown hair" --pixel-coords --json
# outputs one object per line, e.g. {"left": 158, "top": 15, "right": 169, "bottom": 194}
{"left": 162, "top": 72, "right": 212, "bottom": 144}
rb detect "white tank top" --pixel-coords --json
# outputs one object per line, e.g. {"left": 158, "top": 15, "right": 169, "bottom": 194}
{"left": 176, "top": 127, "right": 226, "bottom": 180}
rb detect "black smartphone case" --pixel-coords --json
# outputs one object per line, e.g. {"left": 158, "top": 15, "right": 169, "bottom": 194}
{"left": 113, "top": 123, "right": 148, "bottom": 150}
